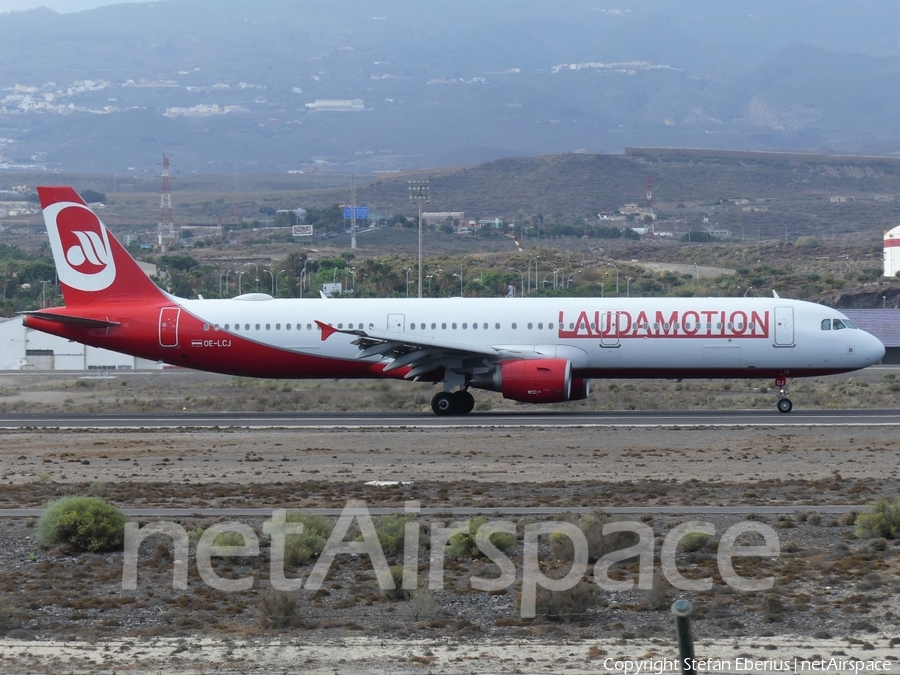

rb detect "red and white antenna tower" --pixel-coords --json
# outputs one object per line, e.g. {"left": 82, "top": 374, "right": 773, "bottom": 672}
{"left": 646, "top": 176, "right": 655, "bottom": 235}
{"left": 158, "top": 154, "right": 175, "bottom": 245}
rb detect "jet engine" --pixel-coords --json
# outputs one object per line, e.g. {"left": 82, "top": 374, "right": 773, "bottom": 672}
{"left": 469, "top": 358, "right": 576, "bottom": 403}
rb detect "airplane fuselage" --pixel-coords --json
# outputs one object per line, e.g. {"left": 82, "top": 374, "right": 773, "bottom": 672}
{"left": 25, "top": 295, "right": 884, "bottom": 381}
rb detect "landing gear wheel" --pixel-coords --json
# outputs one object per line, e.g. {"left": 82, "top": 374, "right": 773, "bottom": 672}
{"left": 454, "top": 390, "right": 475, "bottom": 415}
{"left": 777, "top": 398, "right": 793, "bottom": 414}
{"left": 431, "top": 392, "right": 457, "bottom": 416}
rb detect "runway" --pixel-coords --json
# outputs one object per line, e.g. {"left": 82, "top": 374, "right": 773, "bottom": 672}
{"left": 0, "top": 409, "right": 897, "bottom": 429}
{"left": 0, "top": 505, "right": 863, "bottom": 518}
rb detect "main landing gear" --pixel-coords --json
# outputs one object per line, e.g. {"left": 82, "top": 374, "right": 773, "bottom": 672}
{"left": 775, "top": 376, "right": 792, "bottom": 413}
{"left": 431, "top": 389, "right": 475, "bottom": 416}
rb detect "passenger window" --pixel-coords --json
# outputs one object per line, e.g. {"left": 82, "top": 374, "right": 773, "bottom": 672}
{"left": 338, "top": 323, "right": 343, "bottom": 329}
{"left": 538, "top": 323, "right": 543, "bottom": 329}
{"left": 224, "top": 324, "right": 229, "bottom": 330}
{"left": 472, "top": 323, "right": 477, "bottom": 330}
{"left": 511, "top": 322, "right": 517, "bottom": 329}
{"left": 483, "top": 323, "right": 488, "bottom": 330}
{"left": 748, "top": 322, "right": 755, "bottom": 330}
{"left": 255, "top": 324, "right": 260, "bottom": 330}
{"left": 369, "top": 323, "right": 374, "bottom": 329}
{"left": 432, "top": 323, "right": 436, "bottom": 329}
{"left": 590, "top": 323, "right": 596, "bottom": 330}
{"left": 245, "top": 324, "right": 250, "bottom": 330}
{"left": 495, "top": 323, "right": 500, "bottom": 329}
{"left": 309, "top": 324, "right": 314, "bottom": 330}
{"left": 548, "top": 323, "right": 554, "bottom": 329}
{"left": 442, "top": 323, "right": 447, "bottom": 329}
{"left": 275, "top": 323, "right": 280, "bottom": 330}
{"left": 452, "top": 323, "right": 457, "bottom": 329}
{"left": 463, "top": 323, "right": 468, "bottom": 329}
{"left": 410, "top": 323, "right": 415, "bottom": 330}
{"left": 833, "top": 319, "right": 846, "bottom": 330}
{"left": 527, "top": 323, "right": 533, "bottom": 329}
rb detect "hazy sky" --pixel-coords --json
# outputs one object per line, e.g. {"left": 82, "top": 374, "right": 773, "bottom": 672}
{"left": 0, "top": 0, "right": 148, "bottom": 13}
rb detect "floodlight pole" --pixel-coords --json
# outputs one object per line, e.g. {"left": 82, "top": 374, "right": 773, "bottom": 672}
{"left": 409, "top": 179, "right": 430, "bottom": 299}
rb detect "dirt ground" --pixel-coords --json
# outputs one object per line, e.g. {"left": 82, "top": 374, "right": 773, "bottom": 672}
{"left": 0, "top": 373, "right": 899, "bottom": 673}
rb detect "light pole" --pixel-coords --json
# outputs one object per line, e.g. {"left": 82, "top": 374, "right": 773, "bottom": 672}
{"left": 883, "top": 296, "right": 887, "bottom": 310}
{"left": 744, "top": 286, "right": 753, "bottom": 297}
{"left": 237, "top": 270, "right": 247, "bottom": 295}
{"left": 426, "top": 274, "right": 434, "bottom": 296}
{"left": 528, "top": 256, "right": 540, "bottom": 294}
{"left": 264, "top": 269, "right": 275, "bottom": 294}
{"left": 452, "top": 273, "right": 463, "bottom": 297}
{"left": 299, "top": 269, "right": 307, "bottom": 299}
{"left": 408, "top": 179, "right": 429, "bottom": 299}
{"left": 225, "top": 270, "right": 233, "bottom": 297}
{"left": 40, "top": 280, "right": 50, "bottom": 308}
{"left": 626, "top": 277, "right": 632, "bottom": 298}
{"left": 405, "top": 268, "right": 411, "bottom": 298}
{"left": 693, "top": 263, "right": 699, "bottom": 280}
{"left": 275, "top": 270, "right": 287, "bottom": 296}
{"left": 607, "top": 262, "right": 619, "bottom": 294}
{"left": 248, "top": 263, "right": 259, "bottom": 292}
{"left": 508, "top": 267, "right": 524, "bottom": 297}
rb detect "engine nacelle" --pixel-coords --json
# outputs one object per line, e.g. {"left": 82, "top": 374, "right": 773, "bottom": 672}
{"left": 470, "top": 358, "right": 573, "bottom": 403}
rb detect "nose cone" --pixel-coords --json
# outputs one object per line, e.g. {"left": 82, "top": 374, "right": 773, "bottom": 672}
{"left": 863, "top": 331, "right": 886, "bottom": 366}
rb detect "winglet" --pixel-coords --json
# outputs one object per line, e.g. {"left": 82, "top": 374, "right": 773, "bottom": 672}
{"left": 316, "top": 320, "right": 338, "bottom": 341}
{"left": 773, "top": 290, "right": 780, "bottom": 299}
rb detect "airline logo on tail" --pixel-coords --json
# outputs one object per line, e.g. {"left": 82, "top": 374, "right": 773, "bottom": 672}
{"left": 44, "top": 201, "right": 116, "bottom": 292}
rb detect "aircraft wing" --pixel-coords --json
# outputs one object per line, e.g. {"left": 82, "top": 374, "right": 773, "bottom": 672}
{"left": 315, "top": 320, "right": 537, "bottom": 380}
{"left": 20, "top": 311, "right": 121, "bottom": 329}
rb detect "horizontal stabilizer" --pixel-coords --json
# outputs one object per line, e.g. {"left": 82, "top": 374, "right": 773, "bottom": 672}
{"left": 20, "top": 311, "right": 120, "bottom": 329}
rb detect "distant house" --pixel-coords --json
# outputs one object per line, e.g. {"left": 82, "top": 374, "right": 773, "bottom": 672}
{"left": 422, "top": 211, "right": 465, "bottom": 226}
{"left": 829, "top": 196, "right": 853, "bottom": 203}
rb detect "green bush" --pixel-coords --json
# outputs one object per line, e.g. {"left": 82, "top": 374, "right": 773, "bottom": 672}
{"left": 679, "top": 532, "right": 712, "bottom": 552}
{"left": 550, "top": 510, "right": 637, "bottom": 563}
{"left": 355, "top": 515, "right": 416, "bottom": 559}
{"left": 264, "top": 512, "right": 332, "bottom": 566}
{"left": 382, "top": 565, "right": 408, "bottom": 599}
{"left": 35, "top": 496, "right": 126, "bottom": 552}
{"left": 446, "top": 518, "right": 516, "bottom": 560}
{"left": 855, "top": 497, "right": 900, "bottom": 539}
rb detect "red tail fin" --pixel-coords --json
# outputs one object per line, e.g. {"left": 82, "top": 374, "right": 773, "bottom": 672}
{"left": 38, "top": 186, "right": 167, "bottom": 306}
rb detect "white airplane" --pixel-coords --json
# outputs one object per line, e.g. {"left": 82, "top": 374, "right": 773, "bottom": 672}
{"left": 24, "top": 187, "right": 885, "bottom": 415}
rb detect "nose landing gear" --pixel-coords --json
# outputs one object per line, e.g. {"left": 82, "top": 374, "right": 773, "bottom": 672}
{"left": 775, "top": 376, "right": 792, "bottom": 413}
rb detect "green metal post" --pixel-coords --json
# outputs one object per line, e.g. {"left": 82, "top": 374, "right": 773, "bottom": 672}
{"left": 672, "top": 598, "right": 695, "bottom": 675}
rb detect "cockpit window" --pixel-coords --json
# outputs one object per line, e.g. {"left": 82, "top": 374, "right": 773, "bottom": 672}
{"left": 833, "top": 319, "right": 846, "bottom": 330}
{"left": 821, "top": 319, "right": 831, "bottom": 331}
{"left": 843, "top": 319, "right": 857, "bottom": 329}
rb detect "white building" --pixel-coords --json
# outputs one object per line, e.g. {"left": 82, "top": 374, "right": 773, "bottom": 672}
{"left": 884, "top": 225, "right": 900, "bottom": 277}
{"left": 0, "top": 318, "right": 163, "bottom": 370}
{"left": 305, "top": 99, "right": 365, "bottom": 112}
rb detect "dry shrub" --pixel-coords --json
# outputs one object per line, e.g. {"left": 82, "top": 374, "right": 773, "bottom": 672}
{"left": 642, "top": 572, "right": 672, "bottom": 611}
{"left": 0, "top": 596, "right": 19, "bottom": 631}
{"left": 258, "top": 590, "right": 304, "bottom": 629}
{"left": 262, "top": 512, "right": 332, "bottom": 566}
{"left": 535, "top": 581, "right": 599, "bottom": 623}
{"left": 382, "top": 565, "right": 408, "bottom": 599}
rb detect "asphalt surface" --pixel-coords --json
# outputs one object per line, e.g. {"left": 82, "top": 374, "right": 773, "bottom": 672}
{"left": 0, "top": 409, "right": 897, "bottom": 429}
{"left": 0, "top": 505, "right": 863, "bottom": 518}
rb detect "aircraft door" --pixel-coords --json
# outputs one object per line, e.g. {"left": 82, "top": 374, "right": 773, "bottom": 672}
{"left": 600, "top": 310, "right": 621, "bottom": 347}
{"left": 774, "top": 307, "right": 794, "bottom": 346}
{"left": 159, "top": 307, "right": 181, "bottom": 348}
{"left": 387, "top": 313, "right": 405, "bottom": 333}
